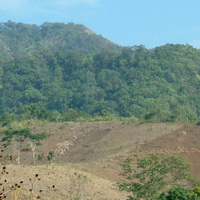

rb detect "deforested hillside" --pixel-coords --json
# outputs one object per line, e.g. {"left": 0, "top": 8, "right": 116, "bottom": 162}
{"left": 0, "top": 121, "right": 200, "bottom": 200}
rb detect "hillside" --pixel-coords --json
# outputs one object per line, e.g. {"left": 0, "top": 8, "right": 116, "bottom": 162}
{"left": 0, "top": 20, "right": 200, "bottom": 199}
{"left": 0, "top": 22, "right": 199, "bottom": 122}
{"left": 0, "top": 121, "right": 200, "bottom": 199}
{"left": 0, "top": 21, "right": 120, "bottom": 59}
{"left": 0, "top": 43, "right": 199, "bottom": 121}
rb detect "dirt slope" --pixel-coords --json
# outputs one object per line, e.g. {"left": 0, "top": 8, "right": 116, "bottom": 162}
{"left": 28, "top": 122, "right": 182, "bottom": 164}
{"left": 1, "top": 122, "right": 200, "bottom": 199}
{"left": 1, "top": 165, "right": 126, "bottom": 200}
{"left": 140, "top": 124, "right": 200, "bottom": 177}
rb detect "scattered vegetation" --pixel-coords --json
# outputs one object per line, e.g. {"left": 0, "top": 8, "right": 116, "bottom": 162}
{"left": 68, "top": 172, "right": 90, "bottom": 200}
{"left": 0, "top": 144, "right": 96, "bottom": 200}
{"left": 0, "top": 127, "right": 48, "bottom": 165}
{"left": 0, "top": 145, "right": 56, "bottom": 200}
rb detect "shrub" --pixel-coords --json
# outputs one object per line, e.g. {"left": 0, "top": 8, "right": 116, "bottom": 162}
{"left": 158, "top": 185, "right": 199, "bottom": 200}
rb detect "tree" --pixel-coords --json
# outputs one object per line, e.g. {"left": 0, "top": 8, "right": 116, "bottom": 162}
{"left": 118, "top": 154, "right": 198, "bottom": 200}
{"left": 1, "top": 128, "right": 48, "bottom": 165}
{"left": 1, "top": 128, "right": 32, "bottom": 164}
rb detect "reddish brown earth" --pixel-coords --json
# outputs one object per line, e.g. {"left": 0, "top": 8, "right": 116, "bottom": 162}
{"left": 0, "top": 121, "right": 200, "bottom": 199}
{"left": 140, "top": 124, "right": 200, "bottom": 177}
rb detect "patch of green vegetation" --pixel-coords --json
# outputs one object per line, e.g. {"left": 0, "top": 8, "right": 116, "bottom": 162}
{"left": 0, "top": 22, "right": 199, "bottom": 123}
{"left": 119, "top": 154, "right": 200, "bottom": 200}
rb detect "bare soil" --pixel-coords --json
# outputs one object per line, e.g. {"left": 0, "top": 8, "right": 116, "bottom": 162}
{"left": 1, "top": 122, "right": 200, "bottom": 199}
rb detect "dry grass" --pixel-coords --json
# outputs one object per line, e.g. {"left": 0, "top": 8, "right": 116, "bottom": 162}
{"left": 0, "top": 164, "right": 126, "bottom": 200}
{"left": 1, "top": 121, "right": 200, "bottom": 199}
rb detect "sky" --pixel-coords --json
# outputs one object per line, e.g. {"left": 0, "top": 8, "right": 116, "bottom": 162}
{"left": 0, "top": 0, "right": 200, "bottom": 49}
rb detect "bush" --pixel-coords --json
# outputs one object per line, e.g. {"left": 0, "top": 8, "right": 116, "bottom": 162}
{"left": 158, "top": 185, "right": 199, "bottom": 200}
{"left": 193, "top": 186, "right": 200, "bottom": 197}
{"left": 47, "top": 151, "right": 55, "bottom": 162}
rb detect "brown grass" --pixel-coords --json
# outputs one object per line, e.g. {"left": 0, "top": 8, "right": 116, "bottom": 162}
{"left": 1, "top": 121, "right": 200, "bottom": 199}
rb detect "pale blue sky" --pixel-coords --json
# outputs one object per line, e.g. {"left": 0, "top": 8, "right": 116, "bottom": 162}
{"left": 0, "top": 0, "right": 200, "bottom": 49}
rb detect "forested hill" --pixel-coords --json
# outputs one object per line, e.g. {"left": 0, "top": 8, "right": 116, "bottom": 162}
{"left": 0, "top": 22, "right": 199, "bottom": 122}
{"left": 0, "top": 21, "right": 120, "bottom": 59}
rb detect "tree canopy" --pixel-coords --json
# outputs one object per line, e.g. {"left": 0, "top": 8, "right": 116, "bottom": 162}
{"left": 0, "top": 22, "right": 199, "bottom": 122}
{"left": 119, "top": 154, "right": 200, "bottom": 200}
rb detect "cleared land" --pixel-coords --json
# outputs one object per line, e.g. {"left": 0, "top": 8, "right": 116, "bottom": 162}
{"left": 1, "top": 122, "right": 200, "bottom": 199}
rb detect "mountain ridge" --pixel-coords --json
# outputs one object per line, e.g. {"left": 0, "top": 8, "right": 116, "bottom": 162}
{"left": 0, "top": 21, "right": 121, "bottom": 59}
{"left": 0, "top": 21, "right": 199, "bottom": 121}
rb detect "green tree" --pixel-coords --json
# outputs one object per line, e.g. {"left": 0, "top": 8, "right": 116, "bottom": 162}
{"left": 1, "top": 128, "right": 48, "bottom": 165}
{"left": 119, "top": 154, "right": 197, "bottom": 200}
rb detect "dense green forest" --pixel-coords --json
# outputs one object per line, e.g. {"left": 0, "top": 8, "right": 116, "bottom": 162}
{"left": 0, "top": 21, "right": 199, "bottom": 122}
{"left": 0, "top": 20, "right": 120, "bottom": 59}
